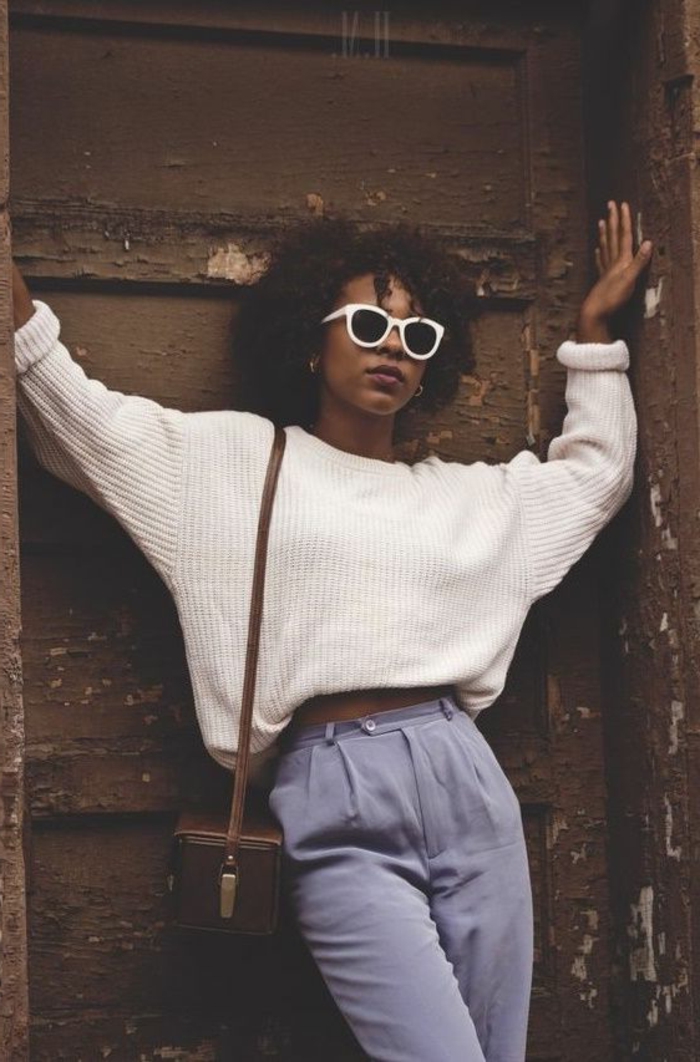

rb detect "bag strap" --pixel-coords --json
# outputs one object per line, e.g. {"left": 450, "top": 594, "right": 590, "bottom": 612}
{"left": 219, "top": 424, "right": 287, "bottom": 916}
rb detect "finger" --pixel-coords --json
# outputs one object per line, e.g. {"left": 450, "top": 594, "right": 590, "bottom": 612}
{"left": 620, "top": 201, "right": 633, "bottom": 259}
{"left": 599, "top": 217, "right": 610, "bottom": 271}
{"left": 594, "top": 247, "right": 603, "bottom": 277}
{"left": 608, "top": 201, "right": 620, "bottom": 261}
{"left": 630, "top": 240, "right": 654, "bottom": 277}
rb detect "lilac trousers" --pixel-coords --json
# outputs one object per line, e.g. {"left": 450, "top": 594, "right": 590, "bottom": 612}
{"left": 268, "top": 694, "right": 534, "bottom": 1061}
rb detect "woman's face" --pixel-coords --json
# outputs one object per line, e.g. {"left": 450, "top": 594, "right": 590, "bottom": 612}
{"left": 316, "top": 273, "right": 429, "bottom": 422}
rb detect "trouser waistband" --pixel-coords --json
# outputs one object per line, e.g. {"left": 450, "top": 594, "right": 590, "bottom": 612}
{"left": 279, "top": 694, "right": 459, "bottom": 753}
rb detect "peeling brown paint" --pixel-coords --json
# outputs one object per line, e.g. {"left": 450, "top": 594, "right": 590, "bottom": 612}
{"left": 628, "top": 887, "right": 658, "bottom": 983}
{"left": 644, "top": 275, "right": 665, "bottom": 318}
{"left": 668, "top": 700, "right": 684, "bottom": 755}
{"left": 206, "top": 242, "right": 270, "bottom": 284}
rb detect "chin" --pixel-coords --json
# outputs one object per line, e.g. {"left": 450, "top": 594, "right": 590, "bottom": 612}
{"left": 361, "top": 399, "right": 400, "bottom": 417}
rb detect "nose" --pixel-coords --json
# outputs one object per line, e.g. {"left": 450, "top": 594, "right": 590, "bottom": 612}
{"left": 379, "top": 324, "right": 407, "bottom": 358}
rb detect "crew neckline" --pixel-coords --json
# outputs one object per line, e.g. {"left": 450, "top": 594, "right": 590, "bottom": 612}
{"left": 286, "top": 424, "right": 411, "bottom": 475}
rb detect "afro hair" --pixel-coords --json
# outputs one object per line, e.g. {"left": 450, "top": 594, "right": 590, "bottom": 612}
{"left": 231, "top": 213, "right": 479, "bottom": 441}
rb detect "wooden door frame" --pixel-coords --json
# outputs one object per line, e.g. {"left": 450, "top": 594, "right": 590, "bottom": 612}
{"left": 583, "top": 0, "right": 699, "bottom": 1056}
{"left": 0, "top": 0, "right": 30, "bottom": 1057}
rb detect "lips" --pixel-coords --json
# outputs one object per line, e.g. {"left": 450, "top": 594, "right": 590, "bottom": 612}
{"left": 367, "top": 365, "right": 404, "bottom": 382}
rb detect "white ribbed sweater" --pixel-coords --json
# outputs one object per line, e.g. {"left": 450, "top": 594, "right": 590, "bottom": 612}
{"left": 14, "top": 299, "right": 636, "bottom": 783}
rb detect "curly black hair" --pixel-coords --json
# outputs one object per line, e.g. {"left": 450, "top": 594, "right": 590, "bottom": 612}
{"left": 231, "top": 213, "right": 479, "bottom": 441}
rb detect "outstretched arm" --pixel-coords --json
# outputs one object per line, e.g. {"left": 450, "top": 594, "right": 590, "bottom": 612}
{"left": 13, "top": 265, "right": 185, "bottom": 586}
{"left": 506, "top": 201, "right": 653, "bottom": 601}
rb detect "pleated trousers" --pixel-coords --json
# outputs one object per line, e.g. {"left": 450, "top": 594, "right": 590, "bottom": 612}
{"left": 268, "top": 694, "right": 534, "bottom": 1062}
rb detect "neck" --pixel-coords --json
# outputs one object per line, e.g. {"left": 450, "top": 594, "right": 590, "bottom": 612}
{"left": 309, "top": 409, "right": 396, "bottom": 463}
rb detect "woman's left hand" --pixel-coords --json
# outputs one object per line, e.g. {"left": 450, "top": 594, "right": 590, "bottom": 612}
{"left": 577, "top": 200, "right": 654, "bottom": 343}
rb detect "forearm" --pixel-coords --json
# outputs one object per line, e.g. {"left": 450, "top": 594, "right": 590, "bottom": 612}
{"left": 576, "top": 309, "right": 613, "bottom": 344}
{"left": 12, "top": 262, "right": 36, "bottom": 330}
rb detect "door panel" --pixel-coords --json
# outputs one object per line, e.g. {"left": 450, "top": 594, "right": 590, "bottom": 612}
{"left": 11, "top": 3, "right": 615, "bottom": 1058}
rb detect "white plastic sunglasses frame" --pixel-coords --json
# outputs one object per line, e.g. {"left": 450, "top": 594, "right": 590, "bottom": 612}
{"left": 321, "top": 302, "right": 445, "bottom": 360}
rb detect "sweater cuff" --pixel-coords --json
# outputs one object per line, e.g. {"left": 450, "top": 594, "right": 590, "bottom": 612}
{"left": 556, "top": 337, "right": 629, "bottom": 372}
{"left": 14, "top": 299, "right": 61, "bottom": 375}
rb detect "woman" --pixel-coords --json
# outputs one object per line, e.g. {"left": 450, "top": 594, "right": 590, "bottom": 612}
{"left": 13, "top": 201, "right": 652, "bottom": 1062}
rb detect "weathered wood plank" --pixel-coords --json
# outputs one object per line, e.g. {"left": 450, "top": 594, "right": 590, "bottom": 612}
{"left": 7, "top": 0, "right": 588, "bottom": 58}
{"left": 8, "top": 20, "right": 528, "bottom": 228}
{"left": 10, "top": 204, "right": 539, "bottom": 301}
{"left": 21, "top": 550, "right": 190, "bottom": 740}
{"left": 0, "top": 0, "right": 30, "bottom": 1053}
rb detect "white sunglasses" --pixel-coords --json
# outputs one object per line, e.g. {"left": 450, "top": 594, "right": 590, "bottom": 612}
{"left": 321, "top": 302, "right": 445, "bottom": 360}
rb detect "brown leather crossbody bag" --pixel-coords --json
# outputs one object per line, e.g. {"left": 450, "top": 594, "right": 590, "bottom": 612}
{"left": 168, "top": 425, "right": 287, "bottom": 935}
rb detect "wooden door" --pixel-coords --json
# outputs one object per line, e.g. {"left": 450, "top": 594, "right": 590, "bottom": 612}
{"left": 9, "top": 2, "right": 620, "bottom": 1058}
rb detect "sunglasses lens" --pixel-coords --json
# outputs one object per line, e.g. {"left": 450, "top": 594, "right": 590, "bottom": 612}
{"left": 349, "top": 307, "right": 389, "bottom": 344}
{"left": 404, "top": 321, "right": 439, "bottom": 357}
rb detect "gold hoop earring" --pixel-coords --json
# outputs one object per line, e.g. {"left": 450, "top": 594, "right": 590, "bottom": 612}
{"left": 308, "top": 354, "right": 320, "bottom": 374}
{"left": 413, "top": 383, "right": 424, "bottom": 398}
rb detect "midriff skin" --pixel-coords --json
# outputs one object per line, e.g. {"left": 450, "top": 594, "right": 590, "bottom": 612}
{"left": 290, "top": 683, "right": 457, "bottom": 729}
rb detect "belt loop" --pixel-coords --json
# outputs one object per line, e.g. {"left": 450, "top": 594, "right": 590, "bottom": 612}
{"left": 439, "top": 696, "right": 454, "bottom": 720}
{"left": 325, "top": 721, "right": 336, "bottom": 744}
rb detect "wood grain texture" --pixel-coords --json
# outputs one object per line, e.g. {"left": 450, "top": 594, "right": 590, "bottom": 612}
{"left": 0, "top": 0, "right": 30, "bottom": 1057}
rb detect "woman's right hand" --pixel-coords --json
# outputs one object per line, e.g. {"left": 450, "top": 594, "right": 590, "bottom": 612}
{"left": 12, "top": 261, "right": 37, "bottom": 330}
{"left": 577, "top": 201, "right": 653, "bottom": 342}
